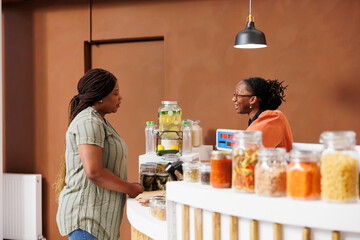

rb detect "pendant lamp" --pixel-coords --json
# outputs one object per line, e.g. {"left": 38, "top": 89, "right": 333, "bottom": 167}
{"left": 234, "top": 0, "right": 267, "bottom": 49}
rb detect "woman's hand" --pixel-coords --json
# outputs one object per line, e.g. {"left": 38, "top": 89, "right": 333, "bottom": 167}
{"left": 128, "top": 183, "right": 145, "bottom": 198}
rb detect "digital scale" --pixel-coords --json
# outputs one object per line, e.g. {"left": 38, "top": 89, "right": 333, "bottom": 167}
{"left": 216, "top": 129, "right": 239, "bottom": 151}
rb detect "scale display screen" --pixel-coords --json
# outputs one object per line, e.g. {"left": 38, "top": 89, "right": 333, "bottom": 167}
{"left": 216, "top": 129, "right": 239, "bottom": 151}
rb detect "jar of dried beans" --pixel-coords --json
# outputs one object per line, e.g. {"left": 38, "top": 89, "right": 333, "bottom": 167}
{"left": 320, "top": 131, "right": 359, "bottom": 203}
{"left": 255, "top": 148, "right": 287, "bottom": 197}
{"left": 287, "top": 150, "right": 321, "bottom": 200}
{"left": 210, "top": 151, "right": 232, "bottom": 188}
{"left": 232, "top": 131, "right": 263, "bottom": 193}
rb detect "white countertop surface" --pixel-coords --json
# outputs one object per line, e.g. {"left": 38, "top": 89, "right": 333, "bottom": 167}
{"left": 127, "top": 198, "right": 167, "bottom": 240}
{"left": 166, "top": 181, "right": 360, "bottom": 233}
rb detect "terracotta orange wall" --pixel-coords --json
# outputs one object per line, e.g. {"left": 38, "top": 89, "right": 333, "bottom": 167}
{"left": 3, "top": 0, "right": 360, "bottom": 239}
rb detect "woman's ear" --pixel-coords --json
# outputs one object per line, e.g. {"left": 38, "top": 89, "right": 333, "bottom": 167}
{"left": 251, "top": 96, "right": 257, "bottom": 104}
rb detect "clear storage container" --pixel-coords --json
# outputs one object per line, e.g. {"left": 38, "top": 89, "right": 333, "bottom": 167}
{"left": 320, "top": 131, "right": 359, "bottom": 203}
{"left": 157, "top": 101, "right": 182, "bottom": 155}
{"left": 145, "top": 121, "right": 156, "bottom": 154}
{"left": 210, "top": 151, "right": 232, "bottom": 188}
{"left": 183, "top": 162, "right": 200, "bottom": 182}
{"left": 149, "top": 195, "right": 166, "bottom": 217}
{"left": 192, "top": 120, "right": 203, "bottom": 147}
{"left": 156, "top": 199, "right": 166, "bottom": 221}
{"left": 139, "top": 163, "right": 156, "bottom": 186}
{"left": 232, "top": 130, "right": 263, "bottom": 192}
{"left": 200, "top": 163, "right": 211, "bottom": 185}
{"left": 154, "top": 173, "right": 169, "bottom": 190}
{"left": 287, "top": 149, "right": 321, "bottom": 200}
{"left": 142, "top": 172, "right": 156, "bottom": 191}
{"left": 255, "top": 148, "right": 287, "bottom": 197}
{"left": 158, "top": 101, "right": 182, "bottom": 132}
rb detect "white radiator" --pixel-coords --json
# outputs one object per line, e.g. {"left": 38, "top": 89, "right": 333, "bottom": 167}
{"left": 3, "top": 173, "right": 45, "bottom": 240}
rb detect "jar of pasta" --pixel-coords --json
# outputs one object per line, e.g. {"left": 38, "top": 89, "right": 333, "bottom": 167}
{"left": 210, "top": 151, "right": 232, "bottom": 188}
{"left": 320, "top": 131, "right": 359, "bottom": 203}
{"left": 287, "top": 150, "right": 321, "bottom": 200}
{"left": 255, "top": 148, "right": 287, "bottom": 197}
{"left": 183, "top": 161, "right": 200, "bottom": 182}
{"left": 232, "top": 130, "right": 263, "bottom": 192}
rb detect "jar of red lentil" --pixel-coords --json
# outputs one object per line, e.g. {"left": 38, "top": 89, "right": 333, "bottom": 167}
{"left": 255, "top": 148, "right": 287, "bottom": 197}
{"left": 287, "top": 150, "right": 321, "bottom": 200}
{"left": 320, "top": 131, "right": 359, "bottom": 203}
{"left": 210, "top": 150, "right": 232, "bottom": 188}
{"left": 232, "top": 131, "right": 263, "bottom": 192}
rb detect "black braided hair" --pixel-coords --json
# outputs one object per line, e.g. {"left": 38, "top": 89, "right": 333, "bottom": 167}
{"left": 68, "top": 68, "right": 117, "bottom": 125}
{"left": 244, "top": 77, "right": 287, "bottom": 110}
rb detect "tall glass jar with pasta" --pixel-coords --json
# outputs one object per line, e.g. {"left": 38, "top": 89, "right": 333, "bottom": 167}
{"left": 232, "top": 131, "right": 263, "bottom": 192}
{"left": 320, "top": 131, "right": 359, "bottom": 203}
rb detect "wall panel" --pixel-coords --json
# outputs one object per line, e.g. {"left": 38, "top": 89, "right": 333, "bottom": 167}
{"left": 2, "top": 0, "right": 360, "bottom": 239}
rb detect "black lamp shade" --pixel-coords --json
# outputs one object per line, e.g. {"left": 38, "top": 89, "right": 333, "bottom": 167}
{"left": 234, "top": 22, "right": 267, "bottom": 49}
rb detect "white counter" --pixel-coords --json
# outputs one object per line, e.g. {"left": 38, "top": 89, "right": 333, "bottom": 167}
{"left": 127, "top": 198, "right": 167, "bottom": 240}
{"left": 128, "top": 182, "right": 360, "bottom": 240}
{"left": 166, "top": 181, "right": 360, "bottom": 233}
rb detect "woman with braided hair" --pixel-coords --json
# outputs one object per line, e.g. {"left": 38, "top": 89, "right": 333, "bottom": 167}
{"left": 55, "top": 68, "right": 144, "bottom": 240}
{"left": 232, "top": 77, "right": 293, "bottom": 152}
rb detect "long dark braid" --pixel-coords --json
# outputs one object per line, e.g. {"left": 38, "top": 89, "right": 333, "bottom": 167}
{"left": 244, "top": 77, "right": 287, "bottom": 110}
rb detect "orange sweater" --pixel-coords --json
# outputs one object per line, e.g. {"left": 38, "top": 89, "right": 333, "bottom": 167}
{"left": 246, "top": 110, "right": 293, "bottom": 152}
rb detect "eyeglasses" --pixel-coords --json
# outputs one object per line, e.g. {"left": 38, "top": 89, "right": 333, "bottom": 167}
{"left": 233, "top": 92, "right": 254, "bottom": 99}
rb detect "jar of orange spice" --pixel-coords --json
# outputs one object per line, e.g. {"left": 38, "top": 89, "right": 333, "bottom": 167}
{"left": 287, "top": 150, "right": 321, "bottom": 200}
{"left": 210, "top": 150, "right": 232, "bottom": 188}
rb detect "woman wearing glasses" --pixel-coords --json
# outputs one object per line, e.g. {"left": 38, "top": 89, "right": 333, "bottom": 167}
{"left": 232, "top": 77, "right": 293, "bottom": 152}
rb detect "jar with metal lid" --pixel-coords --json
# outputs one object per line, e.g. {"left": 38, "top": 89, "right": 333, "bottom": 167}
{"left": 156, "top": 199, "right": 166, "bottom": 221}
{"left": 287, "top": 149, "right": 321, "bottom": 200}
{"left": 139, "top": 163, "right": 157, "bottom": 184}
{"left": 255, "top": 148, "right": 287, "bottom": 197}
{"left": 200, "top": 163, "right": 211, "bottom": 185}
{"left": 232, "top": 130, "right": 263, "bottom": 192}
{"left": 183, "top": 161, "right": 200, "bottom": 182}
{"left": 210, "top": 151, "right": 232, "bottom": 188}
{"left": 149, "top": 195, "right": 166, "bottom": 217}
{"left": 320, "top": 131, "right": 359, "bottom": 203}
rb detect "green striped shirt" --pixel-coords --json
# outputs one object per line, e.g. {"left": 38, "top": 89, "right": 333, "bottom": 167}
{"left": 57, "top": 106, "right": 128, "bottom": 240}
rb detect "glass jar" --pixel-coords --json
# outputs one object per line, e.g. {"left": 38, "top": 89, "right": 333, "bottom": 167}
{"left": 157, "top": 101, "right": 182, "bottom": 155}
{"left": 156, "top": 199, "right": 167, "bottom": 221}
{"left": 192, "top": 120, "right": 203, "bottom": 147}
{"left": 139, "top": 163, "right": 156, "bottom": 184}
{"left": 210, "top": 151, "right": 232, "bottom": 188}
{"left": 320, "top": 131, "right": 359, "bottom": 203}
{"left": 154, "top": 173, "right": 169, "bottom": 190}
{"left": 142, "top": 172, "right": 156, "bottom": 191}
{"left": 183, "top": 161, "right": 200, "bottom": 182}
{"left": 158, "top": 101, "right": 182, "bottom": 132}
{"left": 200, "top": 163, "right": 211, "bottom": 185}
{"left": 255, "top": 148, "right": 287, "bottom": 197}
{"left": 232, "top": 130, "right": 263, "bottom": 192}
{"left": 287, "top": 150, "right": 321, "bottom": 200}
{"left": 149, "top": 195, "right": 166, "bottom": 217}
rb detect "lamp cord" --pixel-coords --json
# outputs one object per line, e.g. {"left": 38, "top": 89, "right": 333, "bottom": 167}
{"left": 249, "top": 0, "right": 252, "bottom": 16}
